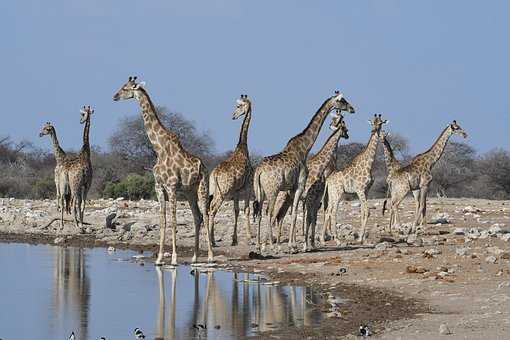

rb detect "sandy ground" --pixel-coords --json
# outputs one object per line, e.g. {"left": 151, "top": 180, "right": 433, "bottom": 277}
{"left": 1, "top": 196, "right": 510, "bottom": 339}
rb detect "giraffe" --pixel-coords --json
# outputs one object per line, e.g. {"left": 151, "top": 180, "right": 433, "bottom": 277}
{"left": 252, "top": 91, "right": 355, "bottom": 252}
{"left": 209, "top": 94, "right": 253, "bottom": 246}
{"left": 39, "top": 122, "right": 72, "bottom": 225}
{"left": 273, "top": 114, "right": 349, "bottom": 251}
{"left": 113, "top": 76, "right": 214, "bottom": 266}
{"left": 64, "top": 106, "right": 94, "bottom": 230}
{"left": 382, "top": 120, "right": 467, "bottom": 234}
{"left": 322, "top": 114, "right": 388, "bottom": 244}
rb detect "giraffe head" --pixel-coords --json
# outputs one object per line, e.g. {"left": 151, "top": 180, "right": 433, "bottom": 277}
{"left": 331, "top": 90, "right": 355, "bottom": 115}
{"left": 80, "top": 105, "right": 94, "bottom": 124}
{"left": 232, "top": 94, "right": 251, "bottom": 120}
{"left": 39, "top": 122, "right": 55, "bottom": 137}
{"left": 113, "top": 76, "right": 146, "bottom": 101}
{"left": 329, "top": 114, "right": 349, "bottom": 139}
{"left": 448, "top": 120, "right": 467, "bottom": 138}
{"left": 368, "top": 114, "right": 388, "bottom": 135}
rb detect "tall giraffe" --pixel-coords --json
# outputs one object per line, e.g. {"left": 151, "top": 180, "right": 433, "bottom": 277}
{"left": 273, "top": 114, "right": 349, "bottom": 251}
{"left": 253, "top": 91, "right": 355, "bottom": 252}
{"left": 39, "top": 122, "right": 71, "bottom": 222}
{"left": 113, "top": 76, "right": 214, "bottom": 265}
{"left": 323, "top": 114, "right": 388, "bottom": 244}
{"left": 64, "top": 106, "right": 94, "bottom": 229}
{"left": 382, "top": 120, "right": 467, "bottom": 233}
{"left": 209, "top": 94, "right": 253, "bottom": 246}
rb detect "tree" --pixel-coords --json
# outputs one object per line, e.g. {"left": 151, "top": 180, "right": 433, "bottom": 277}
{"left": 108, "top": 106, "right": 215, "bottom": 172}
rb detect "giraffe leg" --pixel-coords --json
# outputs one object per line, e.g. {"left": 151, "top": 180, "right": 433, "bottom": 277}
{"left": 390, "top": 191, "right": 407, "bottom": 236}
{"left": 232, "top": 196, "right": 240, "bottom": 246}
{"left": 155, "top": 183, "right": 167, "bottom": 266}
{"left": 414, "top": 186, "right": 428, "bottom": 233}
{"left": 208, "top": 194, "right": 223, "bottom": 247}
{"left": 301, "top": 200, "right": 306, "bottom": 236}
{"left": 412, "top": 189, "right": 420, "bottom": 227}
{"left": 198, "top": 174, "right": 214, "bottom": 263}
{"left": 356, "top": 191, "right": 369, "bottom": 244}
{"left": 243, "top": 196, "right": 252, "bottom": 241}
{"left": 288, "top": 167, "right": 307, "bottom": 251}
{"left": 256, "top": 199, "right": 263, "bottom": 253}
{"left": 265, "top": 193, "right": 278, "bottom": 250}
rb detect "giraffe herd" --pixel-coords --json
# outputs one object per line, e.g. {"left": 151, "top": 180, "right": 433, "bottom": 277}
{"left": 40, "top": 76, "right": 467, "bottom": 266}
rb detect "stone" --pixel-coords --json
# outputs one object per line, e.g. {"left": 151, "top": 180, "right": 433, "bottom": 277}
{"left": 500, "top": 234, "right": 510, "bottom": 242}
{"left": 107, "top": 246, "right": 115, "bottom": 252}
{"left": 439, "top": 323, "right": 452, "bottom": 335}
{"left": 467, "top": 228, "right": 481, "bottom": 239}
{"left": 431, "top": 213, "right": 450, "bottom": 224}
{"left": 105, "top": 212, "right": 117, "bottom": 229}
{"left": 375, "top": 242, "right": 392, "bottom": 251}
{"left": 351, "top": 202, "right": 361, "bottom": 208}
{"left": 455, "top": 247, "right": 469, "bottom": 256}
{"left": 485, "top": 256, "right": 498, "bottom": 264}
{"left": 424, "top": 248, "right": 442, "bottom": 257}
{"left": 453, "top": 228, "right": 465, "bottom": 235}
{"left": 487, "top": 246, "right": 504, "bottom": 256}
{"left": 53, "top": 237, "right": 65, "bottom": 245}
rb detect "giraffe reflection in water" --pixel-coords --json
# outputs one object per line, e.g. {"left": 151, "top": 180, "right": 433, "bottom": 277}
{"left": 154, "top": 268, "right": 323, "bottom": 339}
{"left": 51, "top": 247, "right": 90, "bottom": 340}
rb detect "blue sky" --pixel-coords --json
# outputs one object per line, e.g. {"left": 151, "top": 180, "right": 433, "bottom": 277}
{"left": 2, "top": 1, "right": 509, "bottom": 156}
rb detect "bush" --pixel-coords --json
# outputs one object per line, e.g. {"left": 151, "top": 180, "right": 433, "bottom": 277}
{"left": 33, "top": 176, "right": 56, "bottom": 199}
{"left": 103, "top": 173, "right": 155, "bottom": 200}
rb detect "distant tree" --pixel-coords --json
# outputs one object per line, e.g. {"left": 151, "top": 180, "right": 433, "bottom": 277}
{"left": 108, "top": 106, "right": 215, "bottom": 172}
{"left": 475, "top": 148, "right": 510, "bottom": 199}
{"left": 431, "top": 142, "right": 477, "bottom": 197}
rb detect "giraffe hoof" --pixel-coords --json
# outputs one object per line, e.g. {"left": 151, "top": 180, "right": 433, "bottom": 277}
{"left": 231, "top": 240, "right": 238, "bottom": 246}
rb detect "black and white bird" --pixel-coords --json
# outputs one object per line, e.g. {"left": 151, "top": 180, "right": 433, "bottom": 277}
{"left": 68, "top": 332, "right": 76, "bottom": 340}
{"left": 359, "top": 324, "right": 372, "bottom": 337}
{"left": 133, "top": 327, "right": 146, "bottom": 339}
{"left": 99, "top": 337, "right": 107, "bottom": 340}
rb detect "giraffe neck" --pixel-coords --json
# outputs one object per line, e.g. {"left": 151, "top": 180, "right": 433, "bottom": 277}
{"left": 309, "top": 128, "right": 344, "bottom": 176}
{"left": 283, "top": 98, "right": 334, "bottom": 160}
{"left": 419, "top": 126, "right": 453, "bottom": 168}
{"left": 356, "top": 131, "right": 379, "bottom": 173}
{"left": 49, "top": 130, "right": 66, "bottom": 164}
{"left": 79, "top": 115, "right": 91, "bottom": 159}
{"left": 380, "top": 135, "right": 400, "bottom": 173}
{"left": 135, "top": 88, "right": 174, "bottom": 156}
{"left": 235, "top": 108, "right": 251, "bottom": 155}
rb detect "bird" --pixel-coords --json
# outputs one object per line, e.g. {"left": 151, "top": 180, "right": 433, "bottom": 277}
{"left": 99, "top": 337, "right": 106, "bottom": 340}
{"left": 69, "top": 332, "right": 75, "bottom": 340}
{"left": 133, "top": 327, "right": 146, "bottom": 339}
{"left": 359, "top": 324, "right": 371, "bottom": 337}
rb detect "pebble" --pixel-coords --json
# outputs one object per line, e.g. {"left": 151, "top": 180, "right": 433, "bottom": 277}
{"left": 53, "top": 237, "right": 65, "bottom": 245}
{"left": 453, "top": 228, "right": 465, "bottom": 235}
{"left": 439, "top": 323, "right": 452, "bottom": 335}
{"left": 485, "top": 256, "right": 498, "bottom": 264}
{"left": 455, "top": 247, "right": 469, "bottom": 256}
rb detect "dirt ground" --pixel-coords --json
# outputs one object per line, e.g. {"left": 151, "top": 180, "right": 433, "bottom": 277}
{"left": 1, "top": 196, "right": 510, "bottom": 339}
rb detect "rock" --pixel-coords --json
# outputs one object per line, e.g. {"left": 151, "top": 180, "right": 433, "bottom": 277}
{"left": 500, "top": 234, "right": 510, "bottom": 242}
{"left": 487, "top": 246, "right": 504, "bottom": 256}
{"left": 351, "top": 202, "right": 361, "bottom": 208}
{"left": 424, "top": 248, "right": 442, "bottom": 257}
{"left": 453, "top": 228, "right": 465, "bottom": 235}
{"left": 467, "top": 228, "right": 481, "bottom": 239}
{"left": 431, "top": 213, "right": 450, "bottom": 224}
{"left": 115, "top": 197, "right": 125, "bottom": 201}
{"left": 54, "top": 237, "right": 65, "bottom": 245}
{"left": 500, "top": 252, "right": 510, "bottom": 260}
{"left": 455, "top": 247, "right": 469, "bottom": 256}
{"left": 439, "top": 323, "right": 452, "bottom": 335}
{"left": 107, "top": 246, "right": 115, "bottom": 253}
{"left": 105, "top": 212, "right": 117, "bottom": 229}
{"left": 479, "top": 230, "right": 490, "bottom": 239}
{"left": 485, "top": 256, "right": 498, "bottom": 264}
{"left": 375, "top": 242, "right": 392, "bottom": 251}
{"left": 406, "top": 265, "right": 428, "bottom": 274}
{"left": 489, "top": 224, "right": 509, "bottom": 235}
{"left": 463, "top": 206, "right": 482, "bottom": 213}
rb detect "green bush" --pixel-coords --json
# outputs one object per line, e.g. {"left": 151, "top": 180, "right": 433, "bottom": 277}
{"left": 102, "top": 173, "right": 155, "bottom": 200}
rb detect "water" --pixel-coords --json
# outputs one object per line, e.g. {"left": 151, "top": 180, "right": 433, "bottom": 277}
{"left": 0, "top": 243, "right": 323, "bottom": 340}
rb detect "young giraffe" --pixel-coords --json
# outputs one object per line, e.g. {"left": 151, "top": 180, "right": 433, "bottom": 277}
{"left": 273, "top": 114, "right": 349, "bottom": 251}
{"left": 382, "top": 120, "right": 467, "bottom": 234}
{"left": 379, "top": 130, "right": 409, "bottom": 230}
{"left": 253, "top": 91, "right": 355, "bottom": 252}
{"left": 209, "top": 94, "right": 253, "bottom": 246}
{"left": 64, "top": 106, "right": 94, "bottom": 230}
{"left": 322, "top": 114, "right": 388, "bottom": 244}
{"left": 113, "top": 76, "right": 214, "bottom": 266}
{"left": 39, "top": 122, "right": 72, "bottom": 223}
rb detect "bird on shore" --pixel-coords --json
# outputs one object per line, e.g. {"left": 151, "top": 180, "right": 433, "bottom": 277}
{"left": 359, "top": 324, "right": 371, "bottom": 337}
{"left": 69, "top": 332, "right": 75, "bottom": 340}
{"left": 100, "top": 337, "right": 106, "bottom": 340}
{"left": 134, "top": 327, "right": 146, "bottom": 339}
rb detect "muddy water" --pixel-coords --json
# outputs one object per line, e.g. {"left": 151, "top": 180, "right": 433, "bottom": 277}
{"left": 0, "top": 243, "right": 324, "bottom": 339}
